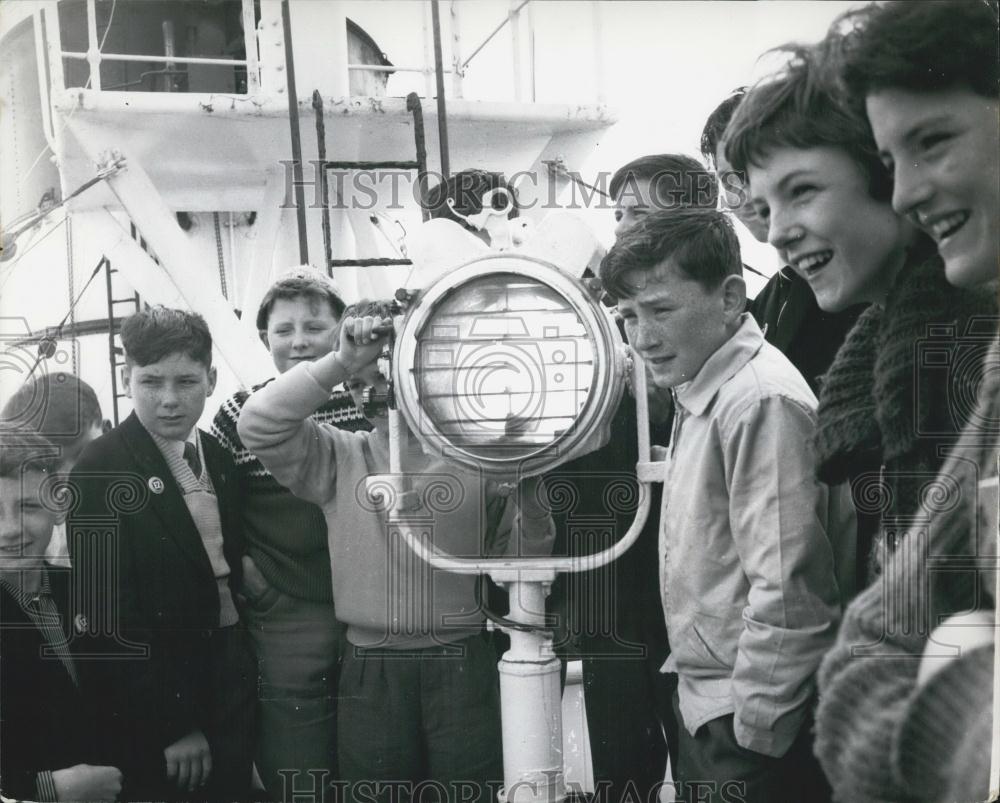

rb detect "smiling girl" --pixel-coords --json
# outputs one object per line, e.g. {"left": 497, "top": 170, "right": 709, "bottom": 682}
{"left": 724, "top": 44, "right": 996, "bottom": 585}
{"left": 814, "top": 3, "right": 1000, "bottom": 801}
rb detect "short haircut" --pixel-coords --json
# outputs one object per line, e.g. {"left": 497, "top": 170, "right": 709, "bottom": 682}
{"left": 255, "top": 267, "right": 347, "bottom": 331}
{"left": 835, "top": 1, "right": 999, "bottom": 100}
{"left": 0, "top": 429, "right": 62, "bottom": 479}
{"left": 424, "top": 170, "right": 520, "bottom": 225}
{"left": 700, "top": 88, "right": 748, "bottom": 166}
{"left": 724, "top": 44, "right": 892, "bottom": 202}
{"left": 600, "top": 207, "right": 742, "bottom": 298}
{"left": 0, "top": 373, "right": 102, "bottom": 449}
{"left": 609, "top": 153, "right": 718, "bottom": 209}
{"left": 120, "top": 306, "right": 213, "bottom": 369}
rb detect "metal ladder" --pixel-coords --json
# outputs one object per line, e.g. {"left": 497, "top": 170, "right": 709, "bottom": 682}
{"left": 102, "top": 256, "right": 141, "bottom": 426}
{"left": 311, "top": 90, "right": 431, "bottom": 273}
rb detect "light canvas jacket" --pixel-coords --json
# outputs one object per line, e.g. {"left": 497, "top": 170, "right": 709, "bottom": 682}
{"left": 659, "top": 314, "right": 855, "bottom": 757}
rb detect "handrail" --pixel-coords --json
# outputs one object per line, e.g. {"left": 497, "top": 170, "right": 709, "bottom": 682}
{"left": 67, "top": 0, "right": 258, "bottom": 93}
{"left": 460, "top": 0, "right": 530, "bottom": 72}
{"left": 62, "top": 51, "right": 249, "bottom": 67}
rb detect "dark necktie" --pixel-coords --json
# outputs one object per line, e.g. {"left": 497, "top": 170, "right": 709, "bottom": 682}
{"left": 183, "top": 441, "right": 202, "bottom": 479}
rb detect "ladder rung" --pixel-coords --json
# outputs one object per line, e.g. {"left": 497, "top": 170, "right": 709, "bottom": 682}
{"left": 324, "top": 160, "right": 420, "bottom": 171}
{"left": 328, "top": 258, "right": 412, "bottom": 268}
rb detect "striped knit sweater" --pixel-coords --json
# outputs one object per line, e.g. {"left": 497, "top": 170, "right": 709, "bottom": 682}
{"left": 211, "top": 380, "right": 371, "bottom": 602}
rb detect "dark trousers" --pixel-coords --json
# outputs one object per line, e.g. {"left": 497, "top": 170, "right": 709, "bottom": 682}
{"left": 244, "top": 587, "right": 345, "bottom": 802}
{"left": 203, "top": 625, "right": 258, "bottom": 801}
{"left": 124, "top": 626, "right": 257, "bottom": 802}
{"left": 337, "top": 634, "right": 503, "bottom": 803}
{"left": 583, "top": 651, "right": 678, "bottom": 799}
{"left": 671, "top": 691, "right": 830, "bottom": 803}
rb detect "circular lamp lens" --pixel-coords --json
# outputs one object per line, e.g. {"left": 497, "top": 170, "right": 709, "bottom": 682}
{"left": 395, "top": 255, "right": 624, "bottom": 477}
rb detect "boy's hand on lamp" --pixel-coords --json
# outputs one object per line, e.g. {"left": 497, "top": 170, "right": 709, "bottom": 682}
{"left": 335, "top": 314, "right": 393, "bottom": 376}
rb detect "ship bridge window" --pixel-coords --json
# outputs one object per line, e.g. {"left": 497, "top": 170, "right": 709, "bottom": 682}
{"left": 59, "top": 0, "right": 257, "bottom": 93}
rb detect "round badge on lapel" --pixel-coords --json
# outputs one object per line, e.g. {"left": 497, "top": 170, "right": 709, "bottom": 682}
{"left": 148, "top": 476, "right": 165, "bottom": 494}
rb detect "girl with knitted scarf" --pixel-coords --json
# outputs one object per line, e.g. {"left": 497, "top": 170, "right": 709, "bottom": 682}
{"left": 812, "top": 2, "right": 1000, "bottom": 800}
{"left": 724, "top": 39, "right": 996, "bottom": 588}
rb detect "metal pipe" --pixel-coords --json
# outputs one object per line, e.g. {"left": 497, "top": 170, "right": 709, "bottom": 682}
{"left": 510, "top": 1, "right": 522, "bottom": 102}
{"left": 61, "top": 51, "right": 249, "bottom": 67}
{"left": 430, "top": 0, "right": 450, "bottom": 179}
{"left": 460, "top": 0, "right": 530, "bottom": 72}
{"left": 312, "top": 90, "right": 333, "bottom": 273}
{"left": 406, "top": 92, "right": 431, "bottom": 222}
{"left": 281, "top": 0, "right": 309, "bottom": 264}
{"left": 162, "top": 20, "right": 175, "bottom": 92}
{"left": 346, "top": 63, "right": 452, "bottom": 74}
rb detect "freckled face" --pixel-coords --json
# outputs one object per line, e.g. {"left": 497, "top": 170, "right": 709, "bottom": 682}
{"left": 616, "top": 258, "right": 735, "bottom": 389}
{"left": 123, "top": 353, "right": 216, "bottom": 440}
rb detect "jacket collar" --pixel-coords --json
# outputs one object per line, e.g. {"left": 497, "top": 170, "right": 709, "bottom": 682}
{"left": 674, "top": 313, "right": 764, "bottom": 417}
{"left": 117, "top": 413, "right": 214, "bottom": 578}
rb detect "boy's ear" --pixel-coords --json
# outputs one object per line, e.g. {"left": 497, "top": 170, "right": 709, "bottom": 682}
{"left": 207, "top": 366, "right": 218, "bottom": 397}
{"left": 121, "top": 364, "right": 133, "bottom": 398}
{"left": 721, "top": 274, "right": 747, "bottom": 321}
{"left": 258, "top": 330, "right": 270, "bottom": 350}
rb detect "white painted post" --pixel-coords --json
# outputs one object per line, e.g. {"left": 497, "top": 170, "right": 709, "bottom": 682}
{"left": 450, "top": 0, "right": 463, "bottom": 99}
{"left": 422, "top": 1, "right": 435, "bottom": 99}
{"left": 591, "top": 2, "right": 605, "bottom": 105}
{"left": 241, "top": 0, "right": 261, "bottom": 94}
{"left": 498, "top": 579, "right": 566, "bottom": 803}
{"left": 509, "top": 0, "right": 522, "bottom": 102}
{"left": 85, "top": 0, "right": 101, "bottom": 90}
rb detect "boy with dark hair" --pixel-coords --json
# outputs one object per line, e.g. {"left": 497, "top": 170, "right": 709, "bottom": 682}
{"left": 212, "top": 267, "right": 369, "bottom": 802}
{"left": 424, "top": 169, "right": 520, "bottom": 246}
{"left": 609, "top": 153, "right": 718, "bottom": 236}
{"left": 1, "top": 372, "right": 107, "bottom": 566}
{"left": 554, "top": 153, "right": 716, "bottom": 801}
{"left": 69, "top": 306, "right": 255, "bottom": 802}
{"left": 601, "top": 207, "right": 852, "bottom": 803}
{"left": 700, "top": 88, "right": 863, "bottom": 394}
{"left": 0, "top": 430, "right": 123, "bottom": 802}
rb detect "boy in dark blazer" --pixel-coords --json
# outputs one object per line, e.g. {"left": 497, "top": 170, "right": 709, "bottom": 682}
{"left": 68, "top": 307, "right": 255, "bottom": 802}
{"left": 0, "top": 430, "right": 123, "bottom": 802}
